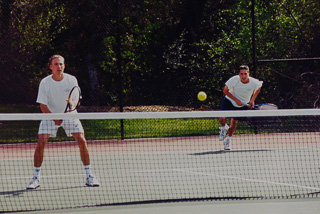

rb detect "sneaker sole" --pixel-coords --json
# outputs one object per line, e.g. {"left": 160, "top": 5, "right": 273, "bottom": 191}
{"left": 86, "top": 184, "right": 100, "bottom": 187}
{"left": 26, "top": 185, "right": 40, "bottom": 190}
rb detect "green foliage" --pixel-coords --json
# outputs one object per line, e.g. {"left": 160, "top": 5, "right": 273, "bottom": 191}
{"left": 1, "top": 0, "right": 319, "bottom": 108}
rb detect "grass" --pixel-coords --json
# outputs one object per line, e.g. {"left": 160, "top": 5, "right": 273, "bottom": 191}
{"left": 0, "top": 117, "right": 260, "bottom": 144}
{"left": 79, "top": 118, "right": 223, "bottom": 140}
{"left": 0, "top": 118, "right": 226, "bottom": 143}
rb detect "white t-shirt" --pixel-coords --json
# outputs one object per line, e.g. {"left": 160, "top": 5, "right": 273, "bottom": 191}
{"left": 225, "top": 75, "right": 263, "bottom": 107}
{"left": 36, "top": 73, "right": 79, "bottom": 113}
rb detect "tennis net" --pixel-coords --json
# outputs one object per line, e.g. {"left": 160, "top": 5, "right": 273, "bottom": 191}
{"left": 1, "top": 109, "right": 320, "bottom": 212}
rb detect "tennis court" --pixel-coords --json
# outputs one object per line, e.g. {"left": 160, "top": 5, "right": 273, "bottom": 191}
{"left": 1, "top": 129, "right": 320, "bottom": 211}
{"left": 1, "top": 111, "right": 320, "bottom": 212}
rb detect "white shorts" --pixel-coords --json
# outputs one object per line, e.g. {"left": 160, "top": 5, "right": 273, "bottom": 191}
{"left": 38, "top": 119, "right": 84, "bottom": 137}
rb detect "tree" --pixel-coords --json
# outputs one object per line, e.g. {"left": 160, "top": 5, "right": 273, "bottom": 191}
{"left": 1, "top": 0, "right": 319, "bottom": 109}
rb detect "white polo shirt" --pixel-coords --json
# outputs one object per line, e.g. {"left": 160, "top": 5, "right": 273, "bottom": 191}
{"left": 225, "top": 75, "right": 263, "bottom": 107}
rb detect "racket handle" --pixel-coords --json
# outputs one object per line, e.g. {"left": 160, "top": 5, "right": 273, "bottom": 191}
{"left": 243, "top": 103, "right": 257, "bottom": 109}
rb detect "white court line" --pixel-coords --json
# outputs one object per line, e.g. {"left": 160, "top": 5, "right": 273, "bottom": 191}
{"left": 128, "top": 166, "right": 320, "bottom": 192}
{"left": 4, "top": 162, "right": 317, "bottom": 182}
{"left": 183, "top": 170, "right": 320, "bottom": 191}
{"left": 2, "top": 167, "right": 320, "bottom": 192}
{"left": 128, "top": 162, "right": 320, "bottom": 173}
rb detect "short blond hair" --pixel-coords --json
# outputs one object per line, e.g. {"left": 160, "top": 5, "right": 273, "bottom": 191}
{"left": 49, "top": 55, "right": 64, "bottom": 65}
{"left": 239, "top": 65, "right": 249, "bottom": 72}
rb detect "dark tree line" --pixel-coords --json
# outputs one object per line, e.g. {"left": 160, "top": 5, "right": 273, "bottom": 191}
{"left": 0, "top": 0, "right": 319, "bottom": 109}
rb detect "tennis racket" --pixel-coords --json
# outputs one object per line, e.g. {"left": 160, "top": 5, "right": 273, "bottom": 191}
{"left": 245, "top": 103, "right": 278, "bottom": 110}
{"left": 252, "top": 103, "right": 278, "bottom": 110}
{"left": 64, "top": 86, "right": 82, "bottom": 112}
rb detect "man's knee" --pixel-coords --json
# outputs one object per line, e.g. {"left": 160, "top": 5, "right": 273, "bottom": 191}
{"left": 37, "top": 134, "right": 49, "bottom": 149}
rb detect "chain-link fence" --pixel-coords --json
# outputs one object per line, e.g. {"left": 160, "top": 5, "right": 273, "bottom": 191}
{"left": 1, "top": 0, "right": 320, "bottom": 112}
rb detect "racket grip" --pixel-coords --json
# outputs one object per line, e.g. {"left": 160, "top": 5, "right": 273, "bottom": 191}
{"left": 244, "top": 103, "right": 256, "bottom": 109}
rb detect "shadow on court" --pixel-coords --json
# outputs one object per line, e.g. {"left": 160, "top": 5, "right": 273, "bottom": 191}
{"left": 0, "top": 186, "right": 86, "bottom": 197}
{"left": 190, "top": 149, "right": 273, "bottom": 156}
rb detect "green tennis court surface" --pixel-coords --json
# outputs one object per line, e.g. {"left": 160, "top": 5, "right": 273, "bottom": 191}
{"left": 1, "top": 134, "right": 320, "bottom": 212}
{"left": 1, "top": 111, "right": 320, "bottom": 212}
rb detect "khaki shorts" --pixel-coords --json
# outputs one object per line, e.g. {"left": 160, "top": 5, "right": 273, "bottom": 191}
{"left": 38, "top": 119, "right": 84, "bottom": 137}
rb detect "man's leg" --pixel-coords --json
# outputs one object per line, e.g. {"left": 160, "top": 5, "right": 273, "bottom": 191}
{"left": 228, "top": 118, "right": 238, "bottom": 137}
{"left": 72, "top": 132, "right": 99, "bottom": 187}
{"left": 219, "top": 117, "right": 229, "bottom": 141}
{"left": 219, "top": 98, "right": 232, "bottom": 141}
{"left": 72, "top": 132, "right": 90, "bottom": 166}
{"left": 219, "top": 117, "right": 226, "bottom": 126}
{"left": 34, "top": 134, "right": 50, "bottom": 167}
{"left": 27, "top": 134, "right": 50, "bottom": 189}
{"left": 224, "top": 118, "right": 238, "bottom": 150}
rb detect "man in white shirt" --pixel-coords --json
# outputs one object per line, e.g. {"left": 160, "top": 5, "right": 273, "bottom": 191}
{"left": 27, "top": 55, "right": 99, "bottom": 189}
{"left": 219, "top": 65, "right": 263, "bottom": 150}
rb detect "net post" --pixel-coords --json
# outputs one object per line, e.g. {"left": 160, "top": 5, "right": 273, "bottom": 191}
{"left": 251, "top": 0, "right": 257, "bottom": 77}
{"left": 116, "top": 0, "right": 124, "bottom": 140}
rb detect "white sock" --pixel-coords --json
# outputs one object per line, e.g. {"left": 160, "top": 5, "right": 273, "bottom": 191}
{"left": 33, "top": 167, "right": 41, "bottom": 178}
{"left": 84, "top": 165, "right": 92, "bottom": 177}
{"left": 222, "top": 124, "right": 229, "bottom": 129}
{"left": 226, "top": 135, "right": 231, "bottom": 140}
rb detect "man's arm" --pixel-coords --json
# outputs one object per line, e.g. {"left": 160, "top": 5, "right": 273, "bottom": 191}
{"left": 222, "top": 86, "right": 243, "bottom": 106}
{"left": 40, "top": 103, "right": 51, "bottom": 113}
{"left": 248, "top": 87, "right": 261, "bottom": 106}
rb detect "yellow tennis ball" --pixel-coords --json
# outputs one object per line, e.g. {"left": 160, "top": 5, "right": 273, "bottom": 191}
{"left": 197, "top": 91, "right": 207, "bottom": 101}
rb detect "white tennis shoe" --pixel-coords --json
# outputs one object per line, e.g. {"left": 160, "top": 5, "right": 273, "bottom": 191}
{"left": 86, "top": 175, "right": 100, "bottom": 187}
{"left": 219, "top": 125, "right": 229, "bottom": 141}
{"left": 26, "top": 176, "right": 40, "bottom": 189}
{"left": 224, "top": 137, "right": 231, "bottom": 150}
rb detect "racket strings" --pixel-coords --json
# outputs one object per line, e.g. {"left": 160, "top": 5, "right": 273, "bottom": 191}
{"left": 66, "top": 87, "right": 81, "bottom": 112}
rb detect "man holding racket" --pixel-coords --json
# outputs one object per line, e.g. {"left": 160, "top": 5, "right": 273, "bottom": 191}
{"left": 27, "top": 55, "right": 99, "bottom": 189}
{"left": 219, "top": 65, "right": 263, "bottom": 150}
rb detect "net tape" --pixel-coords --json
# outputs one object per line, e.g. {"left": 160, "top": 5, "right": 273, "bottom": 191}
{"left": 1, "top": 108, "right": 320, "bottom": 120}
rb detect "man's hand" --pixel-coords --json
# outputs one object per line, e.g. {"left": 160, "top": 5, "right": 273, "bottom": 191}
{"left": 246, "top": 101, "right": 255, "bottom": 109}
{"left": 54, "top": 120, "right": 63, "bottom": 126}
